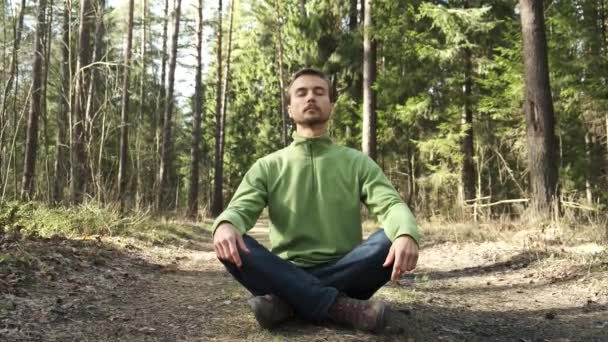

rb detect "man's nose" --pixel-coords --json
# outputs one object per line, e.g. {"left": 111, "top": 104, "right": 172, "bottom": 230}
{"left": 305, "top": 91, "right": 316, "bottom": 102}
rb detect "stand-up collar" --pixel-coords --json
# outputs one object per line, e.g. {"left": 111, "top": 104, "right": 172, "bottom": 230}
{"left": 291, "top": 131, "right": 333, "bottom": 147}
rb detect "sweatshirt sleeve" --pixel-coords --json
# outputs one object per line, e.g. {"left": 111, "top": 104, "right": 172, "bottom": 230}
{"left": 210, "top": 160, "right": 268, "bottom": 236}
{"left": 358, "top": 155, "right": 421, "bottom": 244}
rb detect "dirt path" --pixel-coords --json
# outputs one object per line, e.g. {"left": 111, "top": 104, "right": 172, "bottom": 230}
{"left": 1, "top": 223, "right": 607, "bottom": 341}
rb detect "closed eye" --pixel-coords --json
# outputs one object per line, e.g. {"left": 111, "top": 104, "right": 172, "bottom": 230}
{"left": 313, "top": 87, "right": 326, "bottom": 96}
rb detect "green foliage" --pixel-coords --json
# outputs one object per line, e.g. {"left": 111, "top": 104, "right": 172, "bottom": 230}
{"left": 1, "top": 0, "right": 606, "bottom": 221}
{"left": 0, "top": 201, "right": 145, "bottom": 238}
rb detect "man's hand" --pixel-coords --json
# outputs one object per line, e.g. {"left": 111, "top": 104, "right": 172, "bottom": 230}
{"left": 382, "top": 235, "right": 419, "bottom": 282}
{"left": 213, "top": 222, "right": 250, "bottom": 268}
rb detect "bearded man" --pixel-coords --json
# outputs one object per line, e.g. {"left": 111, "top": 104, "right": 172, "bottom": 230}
{"left": 211, "top": 68, "right": 420, "bottom": 332}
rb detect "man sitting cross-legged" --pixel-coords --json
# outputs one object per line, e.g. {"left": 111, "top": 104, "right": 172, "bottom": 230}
{"left": 211, "top": 68, "right": 420, "bottom": 332}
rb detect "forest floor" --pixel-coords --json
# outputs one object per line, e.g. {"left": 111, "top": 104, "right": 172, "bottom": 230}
{"left": 1, "top": 219, "right": 607, "bottom": 342}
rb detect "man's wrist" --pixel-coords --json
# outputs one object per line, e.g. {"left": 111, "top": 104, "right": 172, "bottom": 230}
{"left": 213, "top": 220, "right": 233, "bottom": 236}
{"left": 395, "top": 234, "right": 418, "bottom": 245}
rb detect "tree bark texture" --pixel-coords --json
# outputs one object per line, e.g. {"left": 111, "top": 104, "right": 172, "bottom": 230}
{"left": 156, "top": 0, "right": 170, "bottom": 152}
{"left": 188, "top": 0, "right": 204, "bottom": 218}
{"left": 157, "top": 0, "right": 181, "bottom": 210}
{"left": 21, "top": 0, "right": 48, "bottom": 200}
{"left": 274, "top": 0, "right": 288, "bottom": 147}
{"left": 70, "top": 0, "right": 95, "bottom": 203}
{"left": 53, "top": 0, "right": 71, "bottom": 203}
{"left": 461, "top": 50, "right": 475, "bottom": 200}
{"left": 118, "top": 0, "right": 135, "bottom": 206}
{"left": 362, "top": 0, "right": 377, "bottom": 161}
{"left": 519, "top": 0, "right": 559, "bottom": 217}
{"left": 211, "top": 0, "right": 224, "bottom": 217}
{"left": 135, "top": 0, "right": 148, "bottom": 208}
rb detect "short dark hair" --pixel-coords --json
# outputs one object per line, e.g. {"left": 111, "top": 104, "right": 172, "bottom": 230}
{"left": 286, "top": 68, "right": 334, "bottom": 104}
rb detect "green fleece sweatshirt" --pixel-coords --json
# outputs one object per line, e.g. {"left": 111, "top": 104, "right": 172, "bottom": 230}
{"left": 211, "top": 132, "right": 420, "bottom": 267}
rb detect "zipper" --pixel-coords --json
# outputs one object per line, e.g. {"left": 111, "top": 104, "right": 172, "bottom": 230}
{"left": 308, "top": 141, "right": 315, "bottom": 193}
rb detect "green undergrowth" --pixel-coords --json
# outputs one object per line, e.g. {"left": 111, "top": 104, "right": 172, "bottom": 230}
{"left": 0, "top": 201, "right": 214, "bottom": 246}
{"left": 0, "top": 201, "right": 140, "bottom": 238}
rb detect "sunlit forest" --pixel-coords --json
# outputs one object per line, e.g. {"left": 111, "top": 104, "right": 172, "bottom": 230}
{"left": 1, "top": 0, "right": 607, "bottom": 341}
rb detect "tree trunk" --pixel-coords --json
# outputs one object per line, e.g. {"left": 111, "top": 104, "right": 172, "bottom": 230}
{"left": 157, "top": 0, "right": 181, "bottom": 210}
{"left": 84, "top": 0, "right": 105, "bottom": 200}
{"left": 42, "top": 0, "right": 54, "bottom": 203}
{"left": 70, "top": 0, "right": 95, "bottom": 203}
{"left": 519, "top": 0, "right": 559, "bottom": 218}
{"left": 211, "top": 0, "right": 224, "bottom": 217}
{"left": 0, "top": 0, "right": 5, "bottom": 188}
{"left": 135, "top": 0, "right": 148, "bottom": 208}
{"left": 53, "top": 0, "right": 71, "bottom": 204}
{"left": 461, "top": 49, "right": 475, "bottom": 201}
{"left": 118, "top": 0, "right": 135, "bottom": 208}
{"left": 0, "top": 0, "right": 26, "bottom": 186}
{"left": 21, "top": 0, "right": 47, "bottom": 200}
{"left": 349, "top": 0, "right": 358, "bottom": 30}
{"left": 585, "top": 132, "right": 593, "bottom": 204}
{"left": 213, "top": 0, "right": 235, "bottom": 217}
{"left": 156, "top": 0, "right": 170, "bottom": 162}
{"left": 599, "top": 0, "right": 608, "bottom": 184}
{"left": 0, "top": 0, "right": 26, "bottom": 129}
{"left": 360, "top": 0, "right": 365, "bottom": 33}
{"left": 362, "top": 0, "right": 377, "bottom": 160}
{"left": 299, "top": 0, "right": 306, "bottom": 18}
{"left": 274, "top": 0, "right": 288, "bottom": 146}
{"left": 188, "top": 0, "right": 204, "bottom": 218}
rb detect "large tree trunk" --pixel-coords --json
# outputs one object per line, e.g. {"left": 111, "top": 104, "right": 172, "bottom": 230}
{"left": 70, "top": 0, "right": 95, "bottom": 203}
{"left": 362, "top": 0, "right": 377, "bottom": 160}
{"left": 0, "top": 1, "right": 5, "bottom": 188}
{"left": 461, "top": 47, "right": 475, "bottom": 201}
{"left": 210, "top": 0, "right": 224, "bottom": 217}
{"left": 156, "top": 0, "right": 170, "bottom": 167}
{"left": 41, "top": 0, "right": 55, "bottom": 202}
{"left": 118, "top": 0, "right": 135, "bottom": 208}
{"left": 53, "top": 0, "right": 71, "bottom": 204}
{"left": 135, "top": 0, "right": 148, "bottom": 208}
{"left": 212, "top": 0, "right": 236, "bottom": 216}
{"left": 274, "top": 0, "right": 288, "bottom": 146}
{"left": 188, "top": 0, "right": 204, "bottom": 218}
{"left": 157, "top": 0, "right": 182, "bottom": 210}
{"left": 21, "top": 0, "right": 47, "bottom": 200}
{"left": 598, "top": 0, "right": 608, "bottom": 190}
{"left": 519, "top": 0, "right": 559, "bottom": 218}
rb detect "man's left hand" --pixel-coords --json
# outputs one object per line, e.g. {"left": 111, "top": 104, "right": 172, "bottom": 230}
{"left": 382, "top": 235, "right": 419, "bottom": 282}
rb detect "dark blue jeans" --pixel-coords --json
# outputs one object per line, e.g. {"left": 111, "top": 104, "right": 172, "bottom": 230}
{"left": 221, "top": 229, "right": 393, "bottom": 322}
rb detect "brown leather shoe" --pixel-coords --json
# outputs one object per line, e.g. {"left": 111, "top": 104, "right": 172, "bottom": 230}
{"left": 247, "top": 294, "right": 293, "bottom": 329}
{"left": 327, "top": 295, "right": 387, "bottom": 332}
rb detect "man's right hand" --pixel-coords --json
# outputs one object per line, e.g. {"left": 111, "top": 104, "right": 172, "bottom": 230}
{"left": 213, "top": 222, "right": 250, "bottom": 268}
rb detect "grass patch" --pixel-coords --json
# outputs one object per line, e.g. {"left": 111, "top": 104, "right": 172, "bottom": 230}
{"left": 0, "top": 201, "right": 214, "bottom": 247}
{"left": 0, "top": 201, "right": 147, "bottom": 238}
{"left": 374, "top": 286, "right": 417, "bottom": 304}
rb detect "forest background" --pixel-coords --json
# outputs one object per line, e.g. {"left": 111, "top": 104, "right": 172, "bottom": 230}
{"left": 0, "top": 0, "right": 607, "bottom": 237}
{"left": 1, "top": 0, "right": 608, "bottom": 340}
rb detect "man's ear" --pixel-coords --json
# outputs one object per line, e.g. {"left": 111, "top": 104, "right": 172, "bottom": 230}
{"left": 287, "top": 105, "right": 292, "bottom": 118}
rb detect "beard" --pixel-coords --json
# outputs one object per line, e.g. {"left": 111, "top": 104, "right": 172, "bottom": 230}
{"left": 292, "top": 110, "right": 330, "bottom": 127}
{"left": 295, "top": 116, "right": 329, "bottom": 127}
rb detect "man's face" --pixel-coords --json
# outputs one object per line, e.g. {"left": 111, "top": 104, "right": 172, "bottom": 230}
{"left": 288, "top": 74, "right": 333, "bottom": 128}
